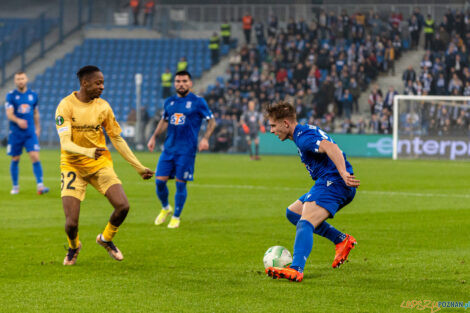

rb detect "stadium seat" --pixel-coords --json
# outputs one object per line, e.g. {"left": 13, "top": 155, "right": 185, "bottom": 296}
{"left": 30, "top": 37, "right": 233, "bottom": 143}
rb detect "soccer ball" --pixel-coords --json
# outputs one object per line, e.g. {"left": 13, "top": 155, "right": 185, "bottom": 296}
{"left": 263, "top": 246, "right": 292, "bottom": 269}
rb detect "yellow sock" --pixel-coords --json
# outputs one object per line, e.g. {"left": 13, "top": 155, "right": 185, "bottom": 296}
{"left": 67, "top": 233, "right": 80, "bottom": 249}
{"left": 102, "top": 222, "right": 119, "bottom": 242}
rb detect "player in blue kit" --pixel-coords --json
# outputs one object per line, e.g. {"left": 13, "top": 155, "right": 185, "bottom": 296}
{"left": 147, "top": 71, "right": 216, "bottom": 228}
{"left": 264, "top": 101, "right": 360, "bottom": 282}
{"left": 5, "top": 72, "right": 49, "bottom": 195}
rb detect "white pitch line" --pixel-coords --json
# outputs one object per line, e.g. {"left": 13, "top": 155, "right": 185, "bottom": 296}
{"left": 190, "top": 183, "right": 470, "bottom": 199}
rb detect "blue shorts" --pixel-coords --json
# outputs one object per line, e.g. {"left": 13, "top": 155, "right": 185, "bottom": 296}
{"left": 156, "top": 151, "right": 196, "bottom": 181}
{"left": 7, "top": 132, "right": 40, "bottom": 156}
{"left": 298, "top": 177, "right": 356, "bottom": 218}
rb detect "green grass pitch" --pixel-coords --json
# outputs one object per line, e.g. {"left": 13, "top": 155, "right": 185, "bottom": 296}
{"left": 0, "top": 149, "right": 468, "bottom": 312}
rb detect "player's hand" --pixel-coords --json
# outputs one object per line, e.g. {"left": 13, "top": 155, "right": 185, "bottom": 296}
{"left": 147, "top": 136, "right": 156, "bottom": 152}
{"left": 35, "top": 128, "right": 41, "bottom": 138}
{"left": 341, "top": 171, "right": 360, "bottom": 188}
{"left": 198, "top": 138, "right": 209, "bottom": 151}
{"left": 17, "top": 119, "right": 28, "bottom": 129}
{"left": 140, "top": 168, "right": 154, "bottom": 180}
{"left": 94, "top": 147, "right": 106, "bottom": 160}
{"left": 242, "top": 124, "right": 250, "bottom": 134}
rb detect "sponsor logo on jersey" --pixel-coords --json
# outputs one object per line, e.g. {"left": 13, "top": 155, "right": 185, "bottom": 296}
{"left": 170, "top": 113, "right": 186, "bottom": 125}
{"left": 327, "top": 181, "right": 333, "bottom": 187}
{"left": 56, "top": 116, "right": 64, "bottom": 126}
{"left": 71, "top": 125, "right": 102, "bottom": 132}
{"left": 18, "top": 104, "right": 31, "bottom": 114}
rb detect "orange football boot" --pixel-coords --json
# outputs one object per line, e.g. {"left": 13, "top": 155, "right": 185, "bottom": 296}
{"left": 332, "top": 234, "right": 357, "bottom": 268}
{"left": 265, "top": 266, "right": 304, "bottom": 282}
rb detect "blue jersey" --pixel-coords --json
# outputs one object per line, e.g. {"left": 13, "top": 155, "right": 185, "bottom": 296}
{"left": 162, "top": 92, "right": 213, "bottom": 155}
{"left": 293, "top": 124, "right": 353, "bottom": 181}
{"left": 5, "top": 89, "right": 38, "bottom": 136}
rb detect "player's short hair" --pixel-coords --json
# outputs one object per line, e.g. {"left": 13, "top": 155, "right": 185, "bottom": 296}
{"left": 15, "top": 71, "right": 26, "bottom": 76}
{"left": 265, "top": 101, "right": 296, "bottom": 121}
{"left": 76, "top": 65, "right": 101, "bottom": 82}
{"left": 175, "top": 70, "right": 192, "bottom": 80}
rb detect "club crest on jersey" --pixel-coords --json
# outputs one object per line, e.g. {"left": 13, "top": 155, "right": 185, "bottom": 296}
{"left": 170, "top": 101, "right": 174, "bottom": 106}
{"left": 17, "top": 104, "right": 31, "bottom": 114}
{"left": 170, "top": 113, "right": 186, "bottom": 125}
{"left": 56, "top": 116, "right": 64, "bottom": 126}
{"left": 186, "top": 101, "right": 192, "bottom": 109}
{"left": 28, "top": 94, "right": 34, "bottom": 101}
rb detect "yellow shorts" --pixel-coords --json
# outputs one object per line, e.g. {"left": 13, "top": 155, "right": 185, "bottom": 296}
{"left": 60, "top": 166, "right": 122, "bottom": 201}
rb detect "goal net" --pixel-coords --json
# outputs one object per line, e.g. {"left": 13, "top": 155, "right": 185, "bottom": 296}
{"left": 393, "top": 95, "right": 470, "bottom": 160}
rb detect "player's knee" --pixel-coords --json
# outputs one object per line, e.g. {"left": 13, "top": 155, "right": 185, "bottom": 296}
{"left": 175, "top": 181, "right": 187, "bottom": 193}
{"left": 156, "top": 179, "right": 167, "bottom": 189}
{"left": 11, "top": 156, "right": 20, "bottom": 161}
{"left": 286, "top": 208, "right": 301, "bottom": 226}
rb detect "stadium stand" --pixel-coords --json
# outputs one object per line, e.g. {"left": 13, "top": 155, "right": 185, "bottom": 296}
{"left": 394, "top": 9, "right": 470, "bottom": 137}
{"left": 0, "top": 18, "right": 58, "bottom": 63}
{"left": 7, "top": 38, "right": 232, "bottom": 143}
{"left": 203, "top": 10, "right": 410, "bottom": 138}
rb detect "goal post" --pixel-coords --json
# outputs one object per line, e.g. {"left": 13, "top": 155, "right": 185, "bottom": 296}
{"left": 393, "top": 95, "right": 470, "bottom": 160}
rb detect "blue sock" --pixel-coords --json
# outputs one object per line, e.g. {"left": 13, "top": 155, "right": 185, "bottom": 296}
{"left": 286, "top": 208, "right": 345, "bottom": 244}
{"left": 315, "top": 222, "right": 346, "bottom": 245}
{"left": 174, "top": 181, "right": 187, "bottom": 218}
{"left": 291, "top": 220, "right": 314, "bottom": 273}
{"left": 10, "top": 160, "right": 19, "bottom": 186}
{"left": 155, "top": 179, "right": 169, "bottom": 207}
{"left": 32, "top": 161, "right": 43, "bottom": 184}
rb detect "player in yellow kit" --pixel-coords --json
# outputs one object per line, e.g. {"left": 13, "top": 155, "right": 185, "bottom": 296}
{"left": 56, "top": 65, "right": 154, "bottom": 266}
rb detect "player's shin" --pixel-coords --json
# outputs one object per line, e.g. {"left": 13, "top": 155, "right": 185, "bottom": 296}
{"left": 314, "top": 222, "right": 346, "bottom": 244}
{"left": 67, "top": 233, "right": 80, "bottom": 249}
{"left": 102, "top": 222, "right": 119, "bottom": 242}
{"left": 10, "top": 160, "right": 19, "bottom": 187}
{"left": 291, "top": 220, "right": 314, "bottom": 273}
{"left": 174, "top": 181, "right": 187, "bottom": 217}
{"left": 156, "top": 179, "right": 169, "bottom": 208}
{"left": 32, "top": 161, "right": 43, "bottom": 184}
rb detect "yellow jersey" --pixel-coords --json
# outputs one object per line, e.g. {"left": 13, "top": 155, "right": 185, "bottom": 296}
{"left": 55, "top": 92, "right": 122, "bottom": 176}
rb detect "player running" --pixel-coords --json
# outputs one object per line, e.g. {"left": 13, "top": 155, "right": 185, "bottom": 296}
{"left": 240, "top": 100, "right": 265, "bottom": 160}
{"left": 56, "top": 65, "right": 154, "bottom": 266}
{"left": 264, "top": 101, "right": 360, "bottom": 282}
{"left": 5, "top": 71, "right": 49, "bottom": 195}
{"left": 147, "top": 70, "right": 216, "bottom": 229}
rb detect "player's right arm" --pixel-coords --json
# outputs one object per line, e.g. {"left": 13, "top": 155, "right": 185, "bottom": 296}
{"left": 55, "top": 100, "right": 103, "bottom": 159}
{"left": 318, "top": 139, "right": 360, "bottom": 188}
{"left": 5, "top": 94, "right": 27, "bottom": 129}
{"left": 147, "top": 111, "right": 169, "bottom": 152}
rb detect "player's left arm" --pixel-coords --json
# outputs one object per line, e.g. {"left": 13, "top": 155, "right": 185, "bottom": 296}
{"left": 199, "top": 118, "right": 216, "bottom": 151}
{"left": 33, "top": 107, "right": 40, "bottom": 137}
{"left": 198, "top": 98, "right": 217, "bottom": 151}
{"left": 109, "top": 135, "right": 154, "bottom": 179}
{"left": 104, "top": 106, "right": 153, "bottom": 179}
{"left": 318, "top": 140, "right": 360, "bottom": 188}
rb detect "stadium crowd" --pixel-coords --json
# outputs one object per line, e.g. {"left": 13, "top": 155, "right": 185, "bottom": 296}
{"left": 393, "top": 9, "right": 470, "bottom": 137}
{"left": 203, "top": 9, "right": 410, "bottom": 149}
